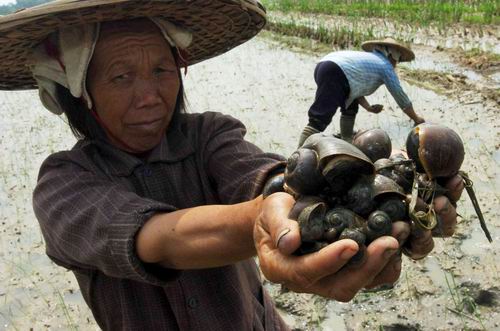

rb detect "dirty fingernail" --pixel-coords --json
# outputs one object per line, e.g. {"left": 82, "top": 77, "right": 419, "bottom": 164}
{"left": 384, "top": 248, "right": 398, "bottom": 259}
{"left": 394, "top": 258, "right": 402, "bottom": 272}
{"left": 277, "top": 228, "right": 291, "bottom": 249}
{"left": 340, "top": 247, "right": 357, "bottom": 260}
{"left": 396, "top": 231, "right": 410, "bottom": 246}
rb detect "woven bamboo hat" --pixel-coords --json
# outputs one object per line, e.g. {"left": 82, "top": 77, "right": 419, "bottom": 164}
{"left": 0, "top": 0, "right": 266, "bottom": 90}
{"left": 361, "top": 37, "right": 415, "bottom": 62}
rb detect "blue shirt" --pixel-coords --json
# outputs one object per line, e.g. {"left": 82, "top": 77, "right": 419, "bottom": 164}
{"left": 320, "top": 50, "right": 412, "bottom": 110}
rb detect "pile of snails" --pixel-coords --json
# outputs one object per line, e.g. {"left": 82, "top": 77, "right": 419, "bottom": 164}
{"left": 263, "top": 124, "right": 492, "bottom": 264}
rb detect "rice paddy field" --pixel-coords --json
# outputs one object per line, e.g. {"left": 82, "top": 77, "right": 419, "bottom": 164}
{"left": 1, "top": 1, "right": 499, "bottom": 330}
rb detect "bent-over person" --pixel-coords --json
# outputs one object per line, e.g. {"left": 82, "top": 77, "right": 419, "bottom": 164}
{"left": 299, "top": 38, "right": 425, "bottom": 146}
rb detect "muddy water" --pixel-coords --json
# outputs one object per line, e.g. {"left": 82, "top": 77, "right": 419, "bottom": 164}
{"left": 0, "top": 36, "right": 498, "bottom": 330}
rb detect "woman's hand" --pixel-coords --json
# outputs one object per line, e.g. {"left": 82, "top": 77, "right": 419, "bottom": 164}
{"left": 413, "top": 116, "right": 425, "bottom": 125}
{"left": 402, "top": 174, "right": 464, "bottom": 259}
{"left": 254, "top": 192, "right": 401, "bottom": 302}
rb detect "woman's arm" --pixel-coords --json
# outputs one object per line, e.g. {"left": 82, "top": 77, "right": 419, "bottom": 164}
{"left": 402, "top": 105, "right": 425, "bottom": 125}
{"left": 136, "top": 196, "right": 262, "bottom": 269}
{"left": 358, "top": 96, "right": 384, "bottom": 113}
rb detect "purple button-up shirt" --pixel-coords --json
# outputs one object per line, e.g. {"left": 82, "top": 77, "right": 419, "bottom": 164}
{"left": 33, "top": 111, "right": 289, "bottom": 330}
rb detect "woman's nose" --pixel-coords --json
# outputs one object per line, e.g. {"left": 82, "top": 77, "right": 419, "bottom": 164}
{"left": 134, "top": 78, "right": 162, "bottom": 108}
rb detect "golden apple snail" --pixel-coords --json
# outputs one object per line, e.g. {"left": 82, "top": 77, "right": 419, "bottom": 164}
{"left": 283, "top": 125, "right": 492, "bottom": 263}
{"left": 297, "top": 201, "right": 327, "bottom": 242}
{"left": 353, "top": 129, "right": 392, "bottom": 162}
{"left": 262, "top": 173, "right": 285, "bottom": 198}
{"left": 371, "top": 174, "right": 408, "bottom": 222}
{"left": 284, "top": 148, "right": 326, "bottom": 197}
{"left": 406, "top": 124, "right": 464, "bottom": 179}
{"left": 365, "top": 210, "right": 393, "bottom": 242}
{"left": 324, "top": 207, "right": 364, "bottom": 243}
{"left": 344, "top": 175, "right": 376, "bottom": 217}
{"left": 286, "top": 135, "right": 395, "bottom": 261}
{"left": 406, "top": 124, "right": 492, "bottom": 242}
{"left": 339, "top": 228, "right": 367, "bottom": 264}
{"left": 303, "top": 135, "right": 375, "bottom": 196}
{"left": 374, "top": 156, "right": 414, "bottom": 193}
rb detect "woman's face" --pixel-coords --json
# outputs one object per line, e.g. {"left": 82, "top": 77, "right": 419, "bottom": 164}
{"left": 87, "top": 20, "right": 180, "bottom": 153}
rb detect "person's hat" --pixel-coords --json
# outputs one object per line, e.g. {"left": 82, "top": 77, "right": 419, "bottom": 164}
{"left": 361, "top": 37, "right": 415, "bottom": 62}
{"left": 0, "top": 0, "right": 266, "bottom": 90}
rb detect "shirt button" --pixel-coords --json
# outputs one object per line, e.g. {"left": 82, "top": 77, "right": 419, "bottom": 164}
{"left": 143, "top": 167, "right": 153, "bottom": 177}
{"left": 187, "top": 297, "right": 199, "bottom": 309}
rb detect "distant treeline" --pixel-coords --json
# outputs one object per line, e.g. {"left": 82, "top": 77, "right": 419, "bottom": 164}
{"left": 262, "top": 0, "right": 499, "bottom": 25}
{"left": 0, "top": 0, "right": 50, "bottom": 15}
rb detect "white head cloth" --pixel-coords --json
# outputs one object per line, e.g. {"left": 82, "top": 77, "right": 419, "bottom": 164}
{"left": 373, "top": 44, "right": 402, "bottom": 63}
{"left": 30, "top": 18, "right": 192, "bottom": 115}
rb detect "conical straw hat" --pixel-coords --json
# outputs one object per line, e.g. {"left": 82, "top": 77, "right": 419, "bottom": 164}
{"left": 362, "top": 37, "right": 415, "bottom": 62}
{"left": 0, "top": 0, "right": 266, "bottom": 90}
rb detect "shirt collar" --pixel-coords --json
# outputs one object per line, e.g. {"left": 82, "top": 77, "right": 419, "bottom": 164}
{"left": 92, "top": 118, "right": 195, "bottom": 177}
{"left": 373, "top": 50, "right": 391, "bottom": 64}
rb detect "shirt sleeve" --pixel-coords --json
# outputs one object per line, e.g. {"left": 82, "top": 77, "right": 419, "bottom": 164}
{"left": 200, "top": 112, "right": 286, "bottom": 204}
{"left": 33, "top": 154, "right": 180, "bottom": 286}
{"left": 383, "top": 65, "right": 412, "bottom": 110}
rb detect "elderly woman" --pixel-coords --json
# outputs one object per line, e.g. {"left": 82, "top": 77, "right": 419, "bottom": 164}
{"left": 0, "top": 1, "right": 463, "bottom": 330}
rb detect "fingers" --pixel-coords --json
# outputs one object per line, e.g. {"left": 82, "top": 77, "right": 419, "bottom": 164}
{"left": 432, "top": 196, "right": 457, "bottom": 237}
{"left": 368, "top": 104, "right": 383, "bottom": 113}
{"left": 317, "top": 236, "right": 400, "bottom": 301}
{"left": 444, "top": 174, "right": 464, "bottom": 203}
{"left": 365, "top": 251, "right": 402, "bottom": 289}
{"left": 257, "top": 192, "right": 301, "bottom": 255}
{"left": 372, "top": 104, "right": 384, "bottom": 113}
{"left": 391, "top": 221, "right": 411, "bottom": 246}
{"left": 263, "top": 239, "right": 359, "bottom": 288}
{"left": 402, "top": 224, "right": 434, "bottom": 260}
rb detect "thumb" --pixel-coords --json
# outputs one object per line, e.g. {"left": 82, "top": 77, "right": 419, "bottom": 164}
{"left": 261, "top": 193, "right": 301, "bottom": 255}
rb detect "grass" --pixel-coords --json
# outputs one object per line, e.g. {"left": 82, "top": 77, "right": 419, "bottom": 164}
{"left": 55, "top": 287, "right": 78, "bottom": 331}
{"left": 265, "top": 18, "right": 376, "bottom": 49}
{"left": 444, "top": 272, "right": 487, "bottom": 330}
{"left": 261, "top": 0, "right": 499, "bottom": 26}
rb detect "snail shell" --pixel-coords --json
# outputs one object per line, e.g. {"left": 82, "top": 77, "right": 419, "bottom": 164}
{"left": 339, "top": 228, "right": 367, "bottom": 265}
{"left": 288, "top": 196, "right": 325, "bottom": 220}
{"left": 296, "top": 201, "right": 327, "bottom": 242}
{"left": 344, "top": 175, "right": 376, "bottom": 217}
{"left": 390, "top": 154, "right": 415, "bottom": 185}
{"left": 284, "top": 147, "right": 326, "bottom": 196}
{"left": 374, "top": 158, "right": 394, "bottom": 172}
{"left": 324, "top": 207, "right": 364, "bottom": 243}
{"left": 377, "top": 197, "right": 407, "bottom": 222}
{"left": 262, "top": 174, "right": 285, "bottom": 198}
{"left": 406, "top": 124, "right": 464, "bottom": 179}
{"left": 374, "top": 158, "right": 414, "bottom": 193}
{"left": 304, "top": 136, "right": 374, "bottom": 195}
{"left": 365, "top": 210, "right": 393, "bottom": 242}
{"left": 352, "top": 129, "right": 392, "bottom": 162}
{"left": 372, "top": 174, "right": 406, "bottom": 200}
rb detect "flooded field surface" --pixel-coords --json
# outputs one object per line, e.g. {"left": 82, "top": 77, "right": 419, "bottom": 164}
{"left": 1, "top": 30, "right": 499, "bottom": 331}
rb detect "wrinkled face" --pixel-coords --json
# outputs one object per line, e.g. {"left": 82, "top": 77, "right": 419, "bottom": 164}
{"left": 87, "top": 19, "right": 180, "bottom": 153}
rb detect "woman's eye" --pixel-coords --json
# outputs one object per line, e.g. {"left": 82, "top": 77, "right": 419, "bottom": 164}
{"left": 112, "top": 73, "right": 130, "bottom": 82}
{"left": 154, "top": 67, "right": 174, "bottom": 75}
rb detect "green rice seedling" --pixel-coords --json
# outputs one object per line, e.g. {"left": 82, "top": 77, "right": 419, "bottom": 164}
{"left": 261, "top": 0, "right": 499, "bottom": 26}
{"left": 54, "top": 287, "right": 78, "bottom": 331}
{"left": 444, "top": 272, "right": 487, "bottom": 331}
{"left": 265, "top": 18, "right": 376, "bottom": 49}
